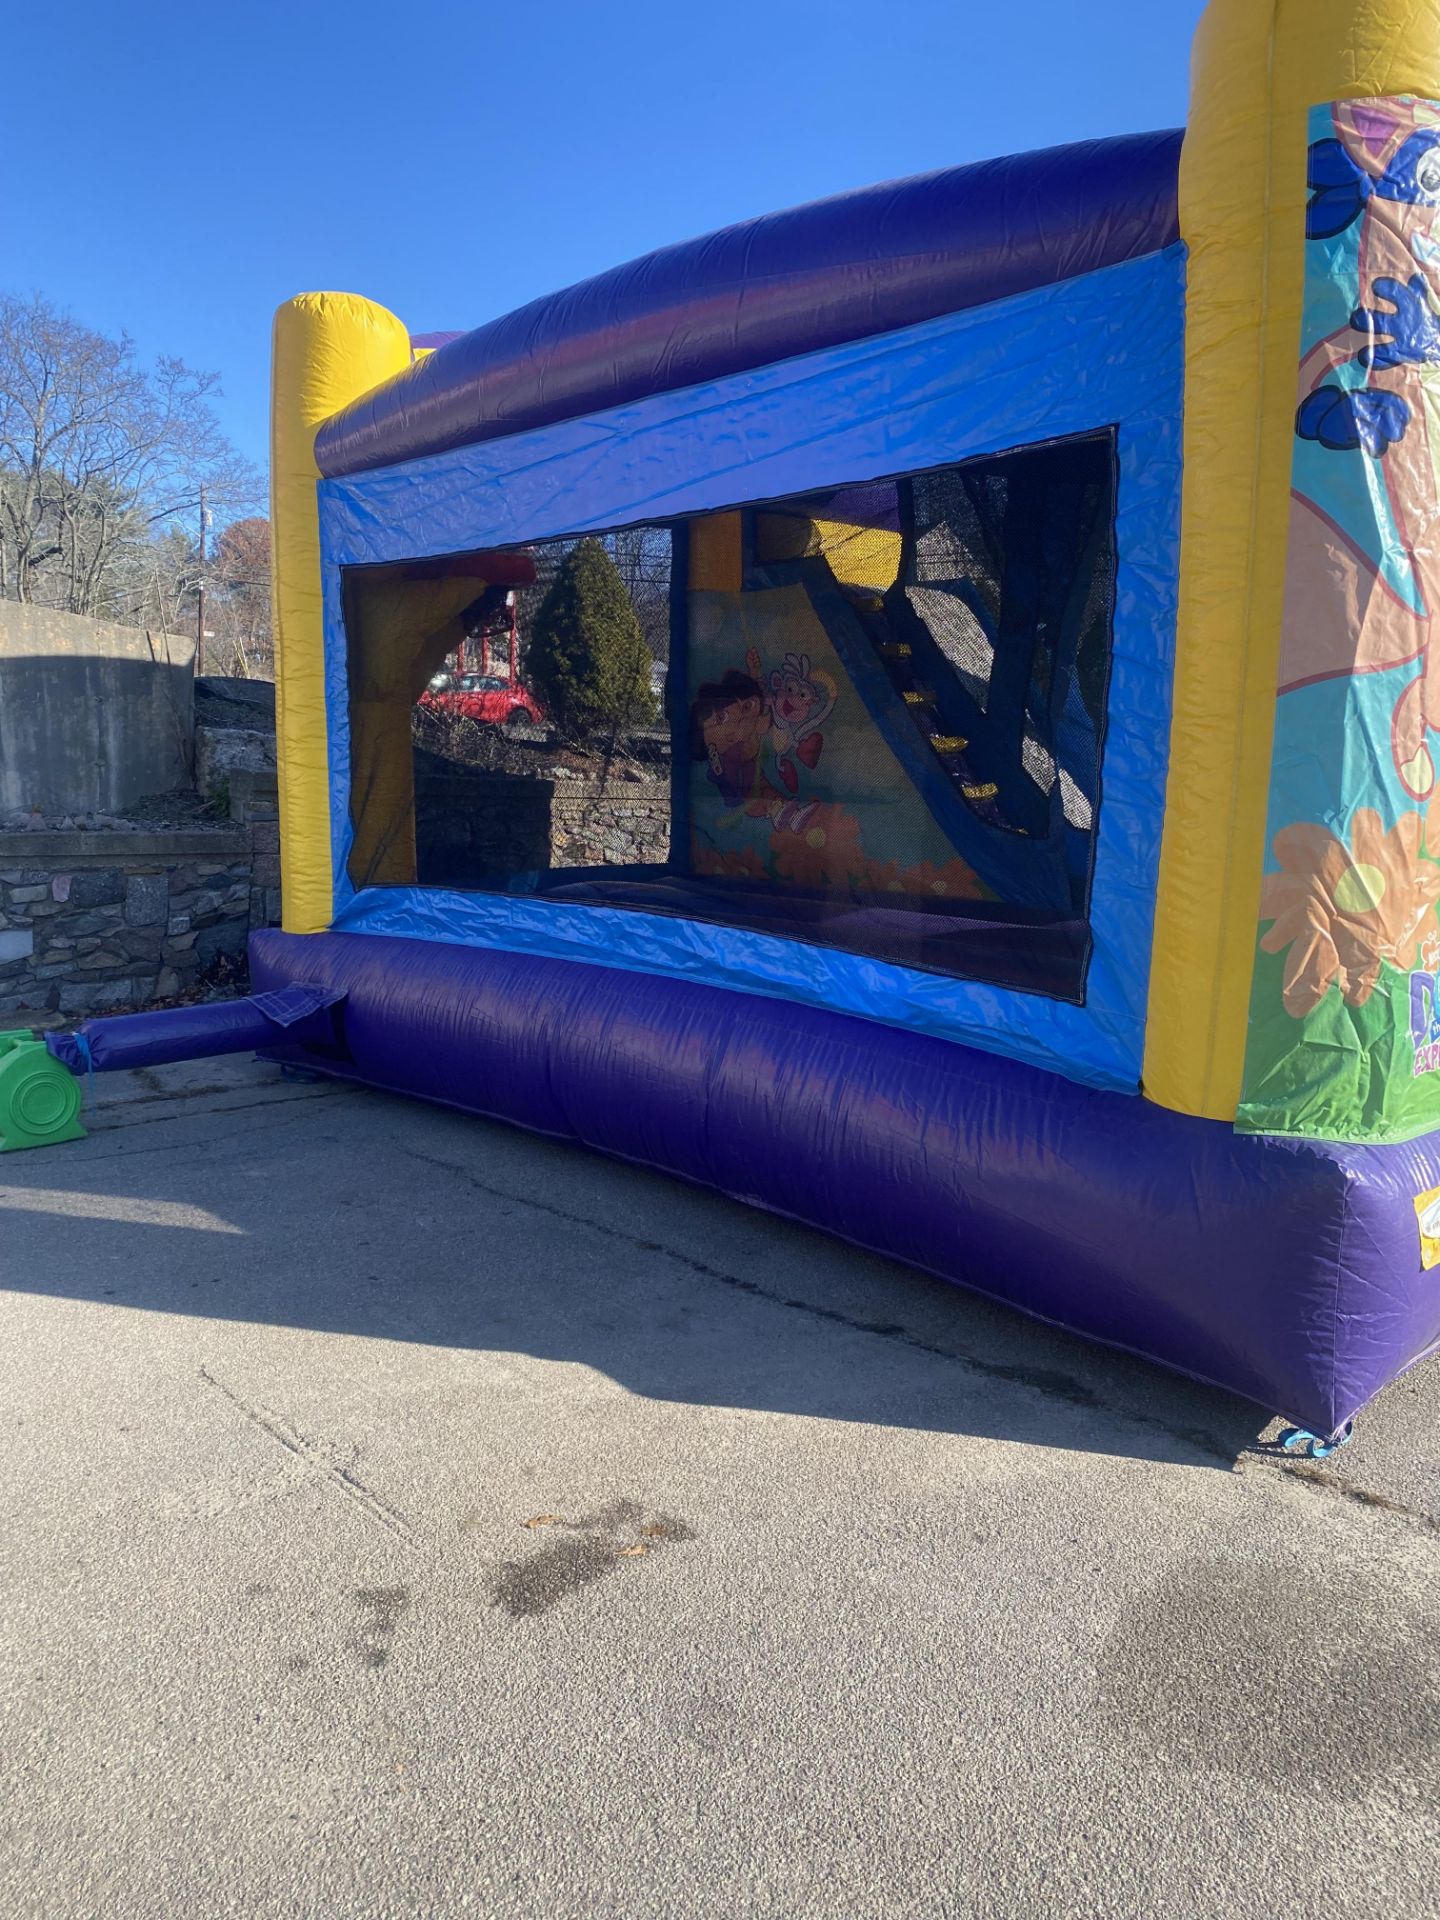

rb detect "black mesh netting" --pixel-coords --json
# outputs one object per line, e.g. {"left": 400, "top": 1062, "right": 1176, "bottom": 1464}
{"left": 350, "top": 430, "right": 1117, "bottom": 1000}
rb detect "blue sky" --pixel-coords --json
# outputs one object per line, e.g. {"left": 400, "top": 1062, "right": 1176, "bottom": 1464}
{"left": 8, "top": 0, "right": 1203, "bottom": 479}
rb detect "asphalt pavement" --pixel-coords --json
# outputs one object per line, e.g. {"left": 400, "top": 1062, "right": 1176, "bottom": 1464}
{"left": 2, "top": 1054, "right": 1438, "bottom": 1918}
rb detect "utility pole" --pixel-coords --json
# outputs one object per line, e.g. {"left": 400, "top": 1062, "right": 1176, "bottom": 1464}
{"left": 196, "top": 484, "right": 208, "bottom": 672}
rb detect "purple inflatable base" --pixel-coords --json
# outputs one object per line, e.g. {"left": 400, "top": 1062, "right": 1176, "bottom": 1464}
{"left": 250, "top": 928, "right": 1440, "bottom": 1437}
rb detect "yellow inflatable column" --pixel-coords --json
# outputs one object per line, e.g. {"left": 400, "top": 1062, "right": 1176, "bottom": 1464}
{"left": 345, "top": 574, "right": 492, "bottom": 890}
{"left": 1144, "top": 0, "right": 1440, "bottom": 1119}
{"left": 688, "top": 512, "right": 742, "bottom": 592}
{"left": 270, "top": 294, "right": 411, "bottom": 932}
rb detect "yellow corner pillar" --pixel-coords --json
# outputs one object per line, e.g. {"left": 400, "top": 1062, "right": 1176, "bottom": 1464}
{"left": 270, "top": 294, "right": 412, "bottom": 932}
{"left": 1143, "top": 0, "right": 1440, "bottom": 1119}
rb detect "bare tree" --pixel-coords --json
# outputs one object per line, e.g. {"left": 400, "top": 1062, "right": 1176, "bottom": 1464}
{"left": 203, "top": 516, "right": 272, "bottom": 676}
{"left": 0, "top": 291, "right": 261, "bottom": 620}
{"left": 608, "top": 524, "right": 671, "bottom": 668}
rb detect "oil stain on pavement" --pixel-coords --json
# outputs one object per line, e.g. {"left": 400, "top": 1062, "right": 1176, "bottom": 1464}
{"left": 1096, "top": 1558, "right": 1440, "bottom": 1795}
{"left": 489, "top": 1499, "right": 696, "bottom": 1618}
{"left": 354, "top": 1586, "right": 410, "bottom": 1667}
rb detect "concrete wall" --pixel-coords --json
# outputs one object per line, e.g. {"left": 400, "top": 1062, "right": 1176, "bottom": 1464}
{"left": 0, "top": 602, "right": 196, "bottom": 817}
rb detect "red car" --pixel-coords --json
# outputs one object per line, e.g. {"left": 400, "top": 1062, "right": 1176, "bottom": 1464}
{"left": 421, "top": 672, "right": 545, "bottom": 734}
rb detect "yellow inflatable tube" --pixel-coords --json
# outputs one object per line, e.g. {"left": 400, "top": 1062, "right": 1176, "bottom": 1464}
{"left": 1144, "top": 0, "right": 1440, "bottom": 1120}
{"left": 270, "top": 294, "right": 412, "bottom": 933}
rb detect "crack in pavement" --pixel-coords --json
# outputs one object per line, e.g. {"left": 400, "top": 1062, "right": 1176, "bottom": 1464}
{"left": 400, "top": 1143, "right": 1249, "bottom": 1473}
{"left": 400, "top": 1145, "right": 1440, "bottom": 1533}
{"left": 88, "top": 1083, "right": 344, "bottom": 1131}
{"left": 65, "top": 1093, "right": 345, "bottom": 1164}
{"left": 1264, "top": 1457, "right": 1440, "bottom": 1537}
{"left": 198, "top": 1365, "right": 413, "bottom": 1541}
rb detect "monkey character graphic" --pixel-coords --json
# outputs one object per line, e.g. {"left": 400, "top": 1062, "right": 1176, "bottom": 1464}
{"left": 744, "top": 646, "right": 837, "bottom": 795}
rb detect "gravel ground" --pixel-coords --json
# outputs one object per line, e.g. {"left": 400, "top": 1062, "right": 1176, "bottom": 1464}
{"left": 2, "top": 1056, "right": 1438, "bottom": 1919}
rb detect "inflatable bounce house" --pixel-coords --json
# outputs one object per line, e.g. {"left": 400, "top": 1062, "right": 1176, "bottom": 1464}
{"left": 12, "top": 0, "right": 1440, "bottom": 1451}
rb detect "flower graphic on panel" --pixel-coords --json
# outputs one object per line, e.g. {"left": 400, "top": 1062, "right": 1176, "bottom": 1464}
{"left": 1259, "top": 807, "right": 1440, "bottom": 1017}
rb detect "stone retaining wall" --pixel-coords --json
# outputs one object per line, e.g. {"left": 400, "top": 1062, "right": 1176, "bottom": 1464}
{"left": 0, "top": 762, "right": 671, "bottom": 1019}
{"left": 0, "top": 815, "right": 281, "bottom": 1021}
{"left": 413, "top": 769, "right": 669, "bottom": 886}
{"left": 550, "top": 780, "right": 671, "bottom": 867}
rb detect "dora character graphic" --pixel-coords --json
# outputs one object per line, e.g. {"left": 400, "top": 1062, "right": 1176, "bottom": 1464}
{"left": 689, "top": 668, "right": 817, "bottom": 832}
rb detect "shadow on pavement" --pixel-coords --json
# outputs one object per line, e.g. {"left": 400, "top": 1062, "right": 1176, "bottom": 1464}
{"left": 2, "top": 1062, "right": 1276, "bottom": 1473}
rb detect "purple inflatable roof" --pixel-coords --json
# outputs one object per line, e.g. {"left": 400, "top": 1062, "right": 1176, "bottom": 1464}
{"left": 316, "top": 130, "right": 1183, "bottom": 478}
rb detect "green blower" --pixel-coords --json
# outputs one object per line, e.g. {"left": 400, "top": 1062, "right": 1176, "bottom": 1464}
{"left": 0, "top": 1030, "right": 85, "bottom": 1153}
